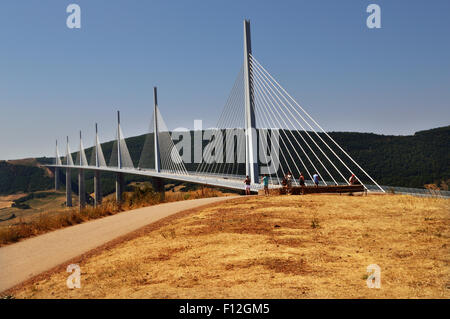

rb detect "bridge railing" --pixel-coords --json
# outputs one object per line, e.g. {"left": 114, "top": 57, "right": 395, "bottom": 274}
{"left": 366, "top": 184, "right": 450, "bottom": 198}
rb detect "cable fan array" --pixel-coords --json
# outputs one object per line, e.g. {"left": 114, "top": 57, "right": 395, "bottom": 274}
{"left": 89, "top": 129, "right": 107, "bottom": 168}
{"left": 109, "top": 124, "right": 134, "bottom": 169}
{"left": 195, "top": 66, "right": 247, "bottom": 178}
{"left": 138, "top": 106, "right": 188, "bottom": 175}
{"left": 249, "top": 54, "right": 382, "bottom": 190}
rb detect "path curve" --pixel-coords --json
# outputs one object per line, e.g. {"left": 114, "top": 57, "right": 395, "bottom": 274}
{"left": 0, "top": 196, "right": 238, "bottom": 292}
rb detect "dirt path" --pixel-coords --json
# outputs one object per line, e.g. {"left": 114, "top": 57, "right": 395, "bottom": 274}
{"left": 0, "top": 196, "right": 238, "bottom": 293}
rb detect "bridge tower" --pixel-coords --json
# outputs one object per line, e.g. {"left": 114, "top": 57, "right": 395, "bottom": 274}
{"left": 65, "top": 136, "right": 72, "bottom": 207}
{"left": 116, "top": 111, "right": 124, "bottom": 203}
{"left": 153, "top": 87, "right": 161, "bottom": 173}
{"left": 152, "top": 86, "right": 165, "bottom": 200}
{"left": 78, "top": 131, "right": 86, "bottom": 210}
{"left": 54, "top": 140, "right": 60, "bottom": 191}
{"left": 243, "top": 19, "right": 259, "bottom": 184}
{"left": 94, "top": 123, "right": 102, "bottom": 207}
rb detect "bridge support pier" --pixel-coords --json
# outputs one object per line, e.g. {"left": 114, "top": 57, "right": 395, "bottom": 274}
{"left": 152, "top": 177, "right": 165, "bottom": 202}
{"left": 116, "top": 172, "right": 124, "bottom": 204}
{"left": 66, "top": 168, "right": 72, "bottom": 207}
{"left": 54, "top": 168, "right": 59, "bottom": 191}
{"left": 78, "top": 169, "right": 86, "bottom": 210}
{"left": 94, "top": 171, "right": 102, "bottom": 207}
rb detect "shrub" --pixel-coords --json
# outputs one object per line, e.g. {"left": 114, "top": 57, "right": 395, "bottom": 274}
{"left": 311, "top": 218, "right": 320, "bottom": 229}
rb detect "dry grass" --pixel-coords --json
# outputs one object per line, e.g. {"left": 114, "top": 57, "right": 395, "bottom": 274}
{"left": 0, "top": 191, "right": 70, "bottom": 227}
{"left": 0, "top": 194, "right": 26, "bottom": 209}
{"left": 8, "top": 193, "right": 449, "bottom": 299}
{"left": 0, "top": 187, "right": 226, "bottom": 247}
{"left": 0, "top": 199, "right": 120, "bottom": 246}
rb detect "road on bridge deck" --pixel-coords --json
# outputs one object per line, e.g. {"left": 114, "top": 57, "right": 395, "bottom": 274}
{"left": 0, "top": 196, "right": 239, "bottom": 293}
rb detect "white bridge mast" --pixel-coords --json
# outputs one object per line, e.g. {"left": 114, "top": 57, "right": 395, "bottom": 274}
{"left": 243, "top": 19, "right": 259, "bottom": 184}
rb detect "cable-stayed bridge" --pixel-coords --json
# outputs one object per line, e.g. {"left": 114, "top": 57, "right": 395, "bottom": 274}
{"left": 48, "top": 20, "right": 387, "bottom": 208}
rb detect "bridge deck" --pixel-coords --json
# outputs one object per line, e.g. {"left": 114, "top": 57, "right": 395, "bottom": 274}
{"left": 46, "top": 165, "right": 450, "bottom": 198}
{"left": 47, "top": 164, "right": 267, "bottom": 192}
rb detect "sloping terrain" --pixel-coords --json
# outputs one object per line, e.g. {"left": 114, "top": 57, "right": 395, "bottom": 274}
{"left": 9, "top": 194, "right": 449, "bottom": 299}
{"left": 0, "top": 196, "right": 237, "bottom": 293}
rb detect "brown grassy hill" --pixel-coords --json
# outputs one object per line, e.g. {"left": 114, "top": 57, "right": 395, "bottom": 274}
{"left": 9, "top": 194, "right": 449, "bottom": 299}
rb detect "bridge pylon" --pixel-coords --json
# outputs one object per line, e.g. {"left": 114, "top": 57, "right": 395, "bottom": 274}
{"left": 116, "top": 111, "right": 124, "bottom": 203}
{"left": 243, "top": 19, "right": 259, "bottom": 184}
{"left": 65, "top": 136, "right": 72, "bottom": 207}
{"left": 54, "top": 140, "right": 61, "bottom": 191}
{"left": 78, "top": 131, "right": 86, "bottom": 209}
{"left": 153, "top": 87, "right": 161, "bottom": 173}
{"left": 152, "top": 86, "right": 164, "bottom": 201}
{"left": 117, "top": 111, "right": 122, "bottom": 169}
{"left": 94, "top": 123, "right": 102, "bottom": 207}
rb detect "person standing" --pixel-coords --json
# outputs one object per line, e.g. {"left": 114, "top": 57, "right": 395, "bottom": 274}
{"left": 349, "top": 174, "right": 358, "bottom": 185}
{"left": 299, "top": 172, "right": 305, "bottom": 187}
{"left": 285, "top": 172, "right": 293, "bottom": 195}
{"left": 262, "top": 174, "right": 270, "bottom": 196}
{"left": 286, "top": 172, "right": 293, "bottom": 188}
{"left": 313, "top": 173, "right": 320, "bottom": 187}
{"left": 299, "top": 172, "right": 306, "bottom": 195}
{"left": 244, "top": 175, "right": 251, "bottom": 195}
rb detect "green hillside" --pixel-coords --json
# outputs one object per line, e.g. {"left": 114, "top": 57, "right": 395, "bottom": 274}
{"left": 0, "top": 160, "right": 54, "bottom": 195}
{"left": 1, "top": 125, "right": 448, "bottom": 195}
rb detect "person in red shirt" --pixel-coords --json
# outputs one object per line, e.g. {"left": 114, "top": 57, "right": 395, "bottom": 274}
{"left": 244, "top": 176, "right": 251, "bottom": 195}
{"left": 349, "top": 174, "right": 358, "bottom": 185}
{"left": 299, "top": 172, "right": 305, "bottom": 187}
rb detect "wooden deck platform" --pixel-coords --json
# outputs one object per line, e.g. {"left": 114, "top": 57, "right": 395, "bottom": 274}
{"left": 259, "top": 184, "right": 366, "bottom": 195}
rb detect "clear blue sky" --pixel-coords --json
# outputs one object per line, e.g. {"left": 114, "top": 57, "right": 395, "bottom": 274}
{"left": 0, "top": 0, "right": 449, "bottom": 160}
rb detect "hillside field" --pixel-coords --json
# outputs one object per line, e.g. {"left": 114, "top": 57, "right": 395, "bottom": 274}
{"left": 8, "top": 194, "right": 449, "bottom": 299}
{"left": 0, "top": 191, "right": 72, "bottom": 228}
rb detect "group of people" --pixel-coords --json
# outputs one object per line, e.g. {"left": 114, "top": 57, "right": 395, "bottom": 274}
{"left": 243, "top": 172, "right": 360, "bottom": 195}
{"left": 244, "top": 174, "right": 272, "bottom": 195}
{"left": 280, "top": 172, "right": 319, "bottom": 194}
{"left": 282, "top": 172, "right": 320, "bottom": 187}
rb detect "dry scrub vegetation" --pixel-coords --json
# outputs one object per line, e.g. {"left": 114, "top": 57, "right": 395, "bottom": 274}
{"left": 0, "top": 186, "right": 225, "bottom": 246}
{"left": 9, "top": 194, "right": 449, "bottom": 299}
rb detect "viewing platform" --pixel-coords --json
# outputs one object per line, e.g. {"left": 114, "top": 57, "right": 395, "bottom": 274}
{"left": 260, "top": 184, "right": 366, "bottom": 195}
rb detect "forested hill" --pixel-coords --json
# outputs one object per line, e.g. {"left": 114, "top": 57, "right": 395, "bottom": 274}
{"left": 324, "top": 126, "right": 449, "bottom": 188}
{"left": 0, "top": 125, "right": 448, "bottom": 195}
